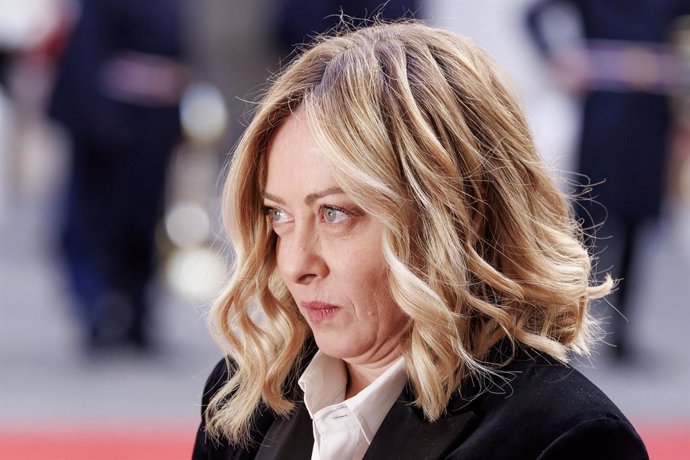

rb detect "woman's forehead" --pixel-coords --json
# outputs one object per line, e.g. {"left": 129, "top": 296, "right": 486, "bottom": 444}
{"left": 264, "top": 112, "right": 341, "bottom": 197}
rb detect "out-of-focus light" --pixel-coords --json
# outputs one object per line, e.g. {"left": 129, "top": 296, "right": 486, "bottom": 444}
{"left": 164, "top": 201, "right": 211, "bottom": 248}
{"left": 0, "top": 0, "right": 62, "bottom": 49}
{"left": 180, "top": 83, "right": 227, "bottom": 144}
{"left": 165, "top": 247, "right": 228, "bottom": 303}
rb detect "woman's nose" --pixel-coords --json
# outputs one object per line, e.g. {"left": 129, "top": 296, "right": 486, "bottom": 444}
{"left": 276, "top": 223, "right": 328, "bottom": 285}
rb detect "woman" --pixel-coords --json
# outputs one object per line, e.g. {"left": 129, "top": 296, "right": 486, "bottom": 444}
{"left": 193, "top": 22, "right": 648, "bottom": 459}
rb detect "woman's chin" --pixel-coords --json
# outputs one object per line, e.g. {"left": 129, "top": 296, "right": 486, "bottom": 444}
{"left": 311, "top": 333, "right": 365, "bottom": 361}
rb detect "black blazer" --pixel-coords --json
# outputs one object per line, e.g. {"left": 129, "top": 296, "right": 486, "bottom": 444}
{"left": 192, "top": 346, "right": 648, "bottom": 459}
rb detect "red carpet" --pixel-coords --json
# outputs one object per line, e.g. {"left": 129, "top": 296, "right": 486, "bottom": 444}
{"left": 0, "top": 424, "right": 195, "bottom": 460}
{"left": 0, "top": 422, "right": 687, "bottom": 459}
{"left": 638, "top": 423, "right": 690, "bottom": 460}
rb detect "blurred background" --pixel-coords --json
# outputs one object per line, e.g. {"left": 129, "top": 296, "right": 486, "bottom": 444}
{"left": 1, "top": 1, "right": 688, "bottom": 459}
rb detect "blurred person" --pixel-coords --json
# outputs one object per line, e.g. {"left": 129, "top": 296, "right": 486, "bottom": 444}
{"left": 273, "top": 0, "right": 418, "bottom": 58}
{"left": 525, "top": 0, "right": 690, "bottom": 361}
{"left": 193, "top": 22, "right": 647, "bottom": 459}
{"left": 48, "top": 0, "right": 187, "bottom": 353}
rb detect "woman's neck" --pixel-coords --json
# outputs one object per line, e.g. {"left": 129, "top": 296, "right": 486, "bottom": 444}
{"left": 344, "top": 352, "right": 402, "bottom": 399}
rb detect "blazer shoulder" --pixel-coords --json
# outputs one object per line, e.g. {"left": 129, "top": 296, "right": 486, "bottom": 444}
{"left": 490, "top": 350, "right": 630, "bottom": 421}
{"left": 193, "top": 350, "right": 311, "bottom": 459}
{"left": 192, "top": 357, "right": 234, "bottom": 460}
{"left": 537, "top": 416, "right": 649, "bottom": 459}
{"left": 451, "top": 349, "right": 647, "bottom": 459}
{"left": 201, "top": 357, "right": 233, "bottom": 410}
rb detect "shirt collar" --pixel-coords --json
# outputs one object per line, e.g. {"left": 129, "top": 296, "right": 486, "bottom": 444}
{"left": 298, "top": 350, "right": 408, "bottom": 443}
{"left": 298, "top": 350, "right": 348, "bottom": 416}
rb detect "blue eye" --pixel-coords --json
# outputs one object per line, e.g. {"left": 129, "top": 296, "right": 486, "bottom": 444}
{"left": 264, "top": 207, "right": 290, "bottom": 224}
{"left": 322, "top": 206, "right": 349, "bottom": 224}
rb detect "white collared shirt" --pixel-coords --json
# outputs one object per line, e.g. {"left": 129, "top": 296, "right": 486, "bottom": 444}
{"left": 298, "top": 351, "right": 407, "bottom": 460}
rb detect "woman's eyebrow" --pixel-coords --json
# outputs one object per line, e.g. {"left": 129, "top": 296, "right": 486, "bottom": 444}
{"left": 263, "top": 187, "right": 345, "bottom": 206}
{"left": 304, "top": 187, "right": 345, "bottom": 204}
{"left": 263, "top": 192, "right": 285, "bottom": 205}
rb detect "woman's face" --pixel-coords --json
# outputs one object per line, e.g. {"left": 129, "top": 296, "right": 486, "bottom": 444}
{"left": 263, "top": 113, "right": 409, "bottom": 366}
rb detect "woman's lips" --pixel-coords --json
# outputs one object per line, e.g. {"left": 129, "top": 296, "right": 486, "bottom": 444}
{"left": 301, "top": 301, "right": 341, "bottom": 324}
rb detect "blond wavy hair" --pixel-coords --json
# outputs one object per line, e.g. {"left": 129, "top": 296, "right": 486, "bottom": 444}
{"left": 205, "top": 21, "right": 612, "bottom": 445}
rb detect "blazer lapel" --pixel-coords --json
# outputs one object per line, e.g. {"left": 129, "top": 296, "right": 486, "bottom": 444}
{"left": 364, "top": 386, "right": 478, "bottom": 460}
{"left": 254, "top": 401, "right": 314, "bottom": 460}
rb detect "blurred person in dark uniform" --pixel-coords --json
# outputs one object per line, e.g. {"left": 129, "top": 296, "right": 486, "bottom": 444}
{"left": 273, "top": 0, "right": 418, "bottom": 58}
{"left": 525, "top": 0, "right": 690, "bottom": 361}
{"left": 49, "top": 0, "right": 187, "bottom": 353}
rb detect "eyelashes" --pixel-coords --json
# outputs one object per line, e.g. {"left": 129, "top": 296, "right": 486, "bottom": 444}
{"left": 322, "top": 205, "right": 351, "bottom": 224}
{"left": 263, "top": 206, "right": 290, "bottom": 224}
